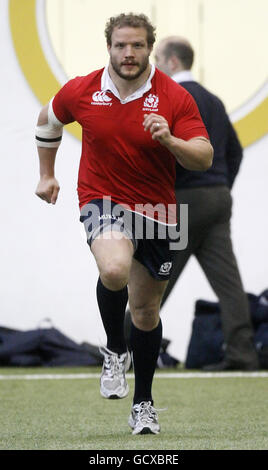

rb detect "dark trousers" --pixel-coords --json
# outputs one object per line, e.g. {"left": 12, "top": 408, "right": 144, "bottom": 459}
{"left": 161, "top": 185, "right": 258, "bottom": 366}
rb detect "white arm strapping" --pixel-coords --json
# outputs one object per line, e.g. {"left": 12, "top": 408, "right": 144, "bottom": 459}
{"left": 35, "top": 99, "right": 64, "bottom": 148}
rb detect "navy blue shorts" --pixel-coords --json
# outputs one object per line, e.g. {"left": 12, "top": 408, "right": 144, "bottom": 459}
{"left": 80, "top": 199, "right": 178, "bottom": 280}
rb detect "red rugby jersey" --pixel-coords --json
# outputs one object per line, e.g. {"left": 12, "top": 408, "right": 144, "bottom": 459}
{"left": 52, "top": 67, "right": 208, "bottom": 224}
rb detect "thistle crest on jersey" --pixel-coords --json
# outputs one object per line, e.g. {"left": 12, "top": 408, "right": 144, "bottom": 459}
{"left": 143, "top": 94, "right": 159, "bottom": 111}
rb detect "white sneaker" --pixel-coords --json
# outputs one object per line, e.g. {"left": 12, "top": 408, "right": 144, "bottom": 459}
{"left": 99, "top": 346, "right": 131, "bottom": 399}
{"left": 128, "top": 401, "right": 160, "bottom": 435}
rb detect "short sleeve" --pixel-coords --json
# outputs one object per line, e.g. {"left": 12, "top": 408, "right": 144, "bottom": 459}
{"left": 52, "top": 79, "right": 77, "bottom": 125}
{"left": 172, "top": 91, "right": 209, "bottom": 141}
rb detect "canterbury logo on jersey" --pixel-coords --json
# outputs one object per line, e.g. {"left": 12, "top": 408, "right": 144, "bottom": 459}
{"left": 143, "top": 94, "right": 159, "bottom": 111}
{"left": 91, "top": 91, "right": 113, "bottom": 106}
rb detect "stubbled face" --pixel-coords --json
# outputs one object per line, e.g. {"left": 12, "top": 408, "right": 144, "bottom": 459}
{"left": 108, "top": 27, "right": 152, "bottom": 81}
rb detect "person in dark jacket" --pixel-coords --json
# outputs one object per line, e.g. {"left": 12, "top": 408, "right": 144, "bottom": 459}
{"left": 155, "top": 36, "right": 259, "bottom": 371}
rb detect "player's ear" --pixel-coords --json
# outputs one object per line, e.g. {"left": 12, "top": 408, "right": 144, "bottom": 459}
{"left": 148, "top": 44, "right": 153, "bottom": 56}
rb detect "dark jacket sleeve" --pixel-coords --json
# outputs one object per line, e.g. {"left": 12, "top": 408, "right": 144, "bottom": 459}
{"left": 225, "top": 117, "right": 243, "bottom": 188}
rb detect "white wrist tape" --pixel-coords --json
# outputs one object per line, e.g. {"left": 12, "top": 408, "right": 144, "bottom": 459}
{"left": 35, "top": 99, "right": 64, "bottom": 148}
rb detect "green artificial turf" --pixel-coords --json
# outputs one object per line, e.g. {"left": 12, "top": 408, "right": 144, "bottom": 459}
{"left": 0, "top": 368, "right": 267, "bottom": 450}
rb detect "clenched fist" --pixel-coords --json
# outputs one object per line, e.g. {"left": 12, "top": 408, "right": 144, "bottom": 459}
{"left": 35, "top": 176, "right": 60, "bottom": 204}
{"left": 143, "top": 113, "right": 172, "bottom": 145}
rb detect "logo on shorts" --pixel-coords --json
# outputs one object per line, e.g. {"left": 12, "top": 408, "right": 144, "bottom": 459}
{"left": 143, "top": 93, "right": 159, "bottom": 111}
{"left": 99, "top": 214, "right": 123, "bottom": 222}
{"left": 158, "top": 262, "right": 172, "bottom": 275}
{"left": 91, "top": 91, "right": 113, "bottom": 106}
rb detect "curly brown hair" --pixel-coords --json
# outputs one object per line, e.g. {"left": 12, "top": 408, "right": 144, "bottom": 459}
{"left": 105, "top": 13, "right": 156, "bottom": 47}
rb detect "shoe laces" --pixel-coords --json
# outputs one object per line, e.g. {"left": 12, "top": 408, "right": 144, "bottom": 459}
{"left": 100, "top": 347, "right": 126, "bottom": 378}
{"left": 133, "top": 401, "right": 163, "bottom": 424}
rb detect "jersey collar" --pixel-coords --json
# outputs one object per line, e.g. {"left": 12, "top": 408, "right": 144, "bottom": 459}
{"left": 101, "top": 64, "right": 155, "bottom": 104}
{"left": 171, "top": 70, "right": 195, "bottom": 83}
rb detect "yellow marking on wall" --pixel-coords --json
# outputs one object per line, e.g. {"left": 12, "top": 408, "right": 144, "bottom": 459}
{"left": 234, "top": 97, "right": 268, "bottom": 148}
{"left": 9, "top": 0, "right": 81, "bottom": 141}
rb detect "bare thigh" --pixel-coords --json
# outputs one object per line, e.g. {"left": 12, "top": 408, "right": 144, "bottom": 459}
{"left": 128, "top": 258, "right": 168, "bottom": 330}
{"left": 91, "top": 232, "right": 134, "bottom": 291}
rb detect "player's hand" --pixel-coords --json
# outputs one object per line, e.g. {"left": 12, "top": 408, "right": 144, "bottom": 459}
{"left": 35, "top": 176, "right": 60, "bottom": 204}
{"left": 143, "top": 113, "right": 172, "bottom": 145}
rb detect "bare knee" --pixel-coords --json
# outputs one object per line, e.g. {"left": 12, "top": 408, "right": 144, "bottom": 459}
{"left": 91, "top": 237, "right": 133, "bottom": 291}
{"left": 130, "top": 303, "right": 160, "bottom": 331}
{"left": 100, "top": 260, "right": 130, "bottom": 291}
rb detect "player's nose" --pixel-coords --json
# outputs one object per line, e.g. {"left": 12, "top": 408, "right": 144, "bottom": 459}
{"left": 124, "top": 45, "right": 134, "bottom": 57}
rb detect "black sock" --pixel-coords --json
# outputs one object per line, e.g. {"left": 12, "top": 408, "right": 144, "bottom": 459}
{"left": 96, "top": 277, "right": 128, "bottom": 354}
{"left": 130, "top": 319, "right": 162, "bottom": 405}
